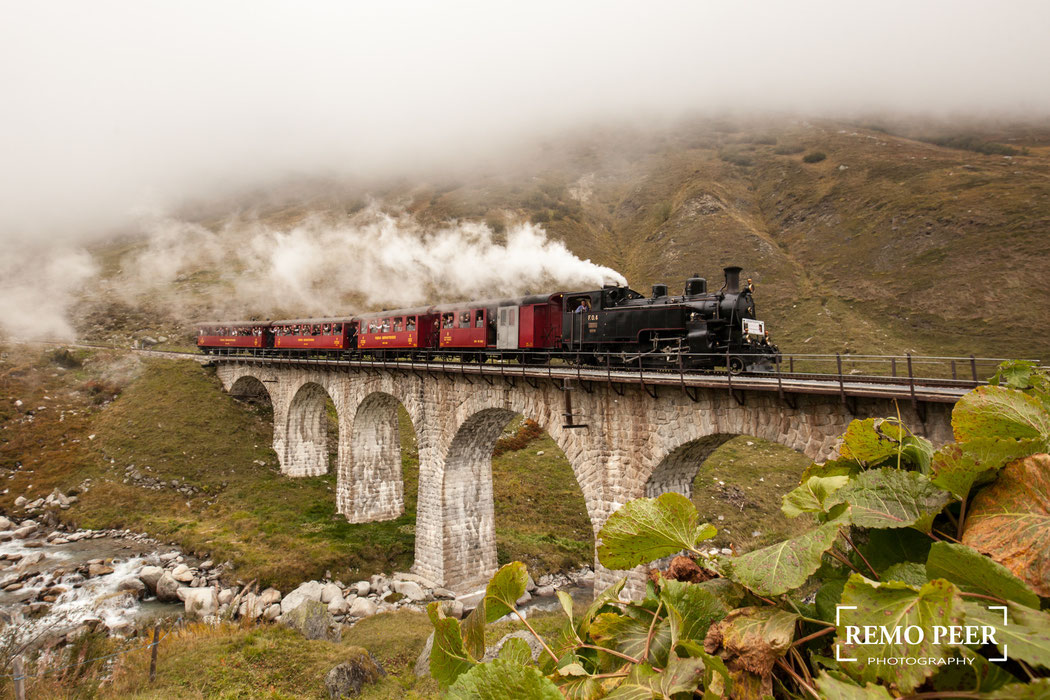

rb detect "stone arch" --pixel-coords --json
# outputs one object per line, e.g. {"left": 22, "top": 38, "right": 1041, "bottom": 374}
{"left": 285, "top": 381, "right": 338, "bottom": 478}
{"left": 229, "top": 374, "right": 272, "bottom": 407}
{"left": 340, "top": 391, "right": 412, "bottom": 523}
{"left": 644, "top": 434, "right": 737, "bottom": 498}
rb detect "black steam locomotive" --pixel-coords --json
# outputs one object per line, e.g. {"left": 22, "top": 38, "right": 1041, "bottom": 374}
{"left": 561, "top": 266, "right": 777, "bottom": 372}
{"left": 198, "top": 266, "right": 778, "bottom": 373}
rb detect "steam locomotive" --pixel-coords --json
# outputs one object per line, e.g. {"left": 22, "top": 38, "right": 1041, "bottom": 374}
{"left": 197, "top": 266, "right": 779, "bottom": 373}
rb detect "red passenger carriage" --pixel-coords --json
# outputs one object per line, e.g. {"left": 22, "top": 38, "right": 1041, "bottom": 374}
{"left": 271, "top": 318, "right": 355, "bottom": 352}
{"left": 197, "top": 321, "right": 270, "bottom": 354}
{"left": 356, "top": 309, "right": 438, "bottom": 354}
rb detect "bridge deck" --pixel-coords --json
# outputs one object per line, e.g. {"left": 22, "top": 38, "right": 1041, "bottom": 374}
{"left": 205, "top": 354, "right": 978, "bottom": 403}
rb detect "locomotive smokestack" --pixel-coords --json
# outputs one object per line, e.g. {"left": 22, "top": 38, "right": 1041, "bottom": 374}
{"left": 723, "top": 266, "right": 742, "bottom": 293}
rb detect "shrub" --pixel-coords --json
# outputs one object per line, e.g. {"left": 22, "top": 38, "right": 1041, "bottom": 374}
{"left": 719, "top": 150, "right": 754, "bottom": 167}
{"left": 925, "top": 135, "right": 1019, "bottom": 157}
{"left": 802, "top": 151, "right": 827, "bottom": 163}
{"left": 773, "top": 143, "right": 805, "bottom": 155}
{"left": 493, "top": 419, "right": 543, "bottom": 457}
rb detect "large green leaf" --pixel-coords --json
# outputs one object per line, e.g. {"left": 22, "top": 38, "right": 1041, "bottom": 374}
{"left": 446, "top": 658, "right": 563, "bottom": 699}
{"left": 963, "top": 600, "right": 1050, "bottom": 669}
{"left": 856, "top": 528, "right": 932, "bottom": 573}
{"left": 930, "top": 646, "right": 1017, "bottom": 694}
{"left": 836, "top": 575, "right": 963, "bottom": 692}
{"left": 676, "top": 639, "right": 732, "bottom": 700}
{"left": 597, "top": 492, "right": 717, "bottom": 570}
{"left": 962, "top": 454, "right": 1050, "bottom": 596}
{"left": 926, "top": 541, "right": 1040, "bottom": 608}
{"left": 831, "top": 468, "right": 952, "bottom": 531}
{"left": 840, "top": 418, "right": 899, "bottom": 465}
{"left": 781, "top": 475, "right": 850, "bottom": 517}
{"left": 590, "top": 611, "right": 673, "bottom": 668}
{"left": 931, "top": 438, "right": 1044, "bottom": 500}
{"left": 952, "top": 385, "right": 1050, "bottom": 443}
{"left": 605, "top": 654, "right": 706, "bottom": 699}
{"left": 577, "top": 577, "right": 626, "bottom": 640}
{"left": 815, "top": 577, "right": 847, "bottom": 623}
{"left": 986, "top": 679, "right": 1050, "bottom": 699}
{"left": 497, "top": 637, "right": 534, "bottom": 665}
{"left": 427, "top": 601, "right": 477, "bottom": 687}
{"left": 930, "top": 443, "right": 995, "bottom": 501}
{"left": 725, "top": 520, "right": 842, "bottom": 595}
{"left": 800, "top": 457, "right": 862, "bottom": 483}
{"left": 814, "top": 671, "right": 893, "bottom": 699}
{"left": 989, "top": 360, "right": 1041, "bottom": 390}
{"left": 658, "top": 579, "right": 739, "bottom": 644}
{"left": 484, "top": 561, "right": 529, "bottom": 623}
{"left": 461, "top": 601, "right": 486, "bottom": 660}
{"left": 557, "top": 673, "right": 605, "bottom": 700}
{"left": 880, "top": 561, "right": 927, "bottom": 587}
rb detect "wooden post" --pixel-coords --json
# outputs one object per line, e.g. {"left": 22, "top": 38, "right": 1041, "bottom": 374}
{"left": 13, "top": 654, "right": 25, "bottom": 700}
{"left": 149, "top": 625, "right": 160, "bottom": 683}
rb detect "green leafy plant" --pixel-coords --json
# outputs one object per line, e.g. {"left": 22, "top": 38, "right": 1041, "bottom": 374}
{"left": 428, "top": 362, "right": 1050, "bottom": 698}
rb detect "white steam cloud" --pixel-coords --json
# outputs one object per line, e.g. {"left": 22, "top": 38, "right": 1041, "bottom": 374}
{"left": 233, "top": 214, "right": 626, "bottom": 312}
{"left": 0, "top": 248, "right": 97, "bottom": 340}
{"left": 0, "top": 209, "right": 625, "bottom": 339}
{"left": 135, "top": 210, "right": 625, "bottom": 315}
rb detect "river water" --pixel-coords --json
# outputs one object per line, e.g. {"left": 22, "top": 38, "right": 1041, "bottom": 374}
{"left": 0, "top": 534, "right": 183, "bottom": 644}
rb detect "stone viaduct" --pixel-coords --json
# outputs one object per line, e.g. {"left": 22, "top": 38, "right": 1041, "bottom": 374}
{"left": 213, "top": 362, "right": 954, "bottom": 595}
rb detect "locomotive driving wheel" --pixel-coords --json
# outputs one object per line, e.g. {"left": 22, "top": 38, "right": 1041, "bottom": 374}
{"left": 728, "top": 356, "right": 745, "bottom": 375}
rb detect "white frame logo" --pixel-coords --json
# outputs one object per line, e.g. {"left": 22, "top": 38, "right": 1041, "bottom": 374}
{"left": 834, "top": 604, "right": 1008, "bottom": 665}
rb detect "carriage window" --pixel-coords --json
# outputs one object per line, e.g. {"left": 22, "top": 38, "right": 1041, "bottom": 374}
{"left": 459, "top": 312, "right": 470, "bottom": 328}
{"left": 407, "top": 316, "right": 417, "bottom": 331}
{"left": 475, "top": 310, "right": 485, "bottom": 327}
{"left": 442, "top": 313, "right": 453, "bottom": 329}
{"left": 393, "top": 317, "right": 403, "bottom": 332}
{"left": 382, "top": 319, "right": 391, "bottom": 332}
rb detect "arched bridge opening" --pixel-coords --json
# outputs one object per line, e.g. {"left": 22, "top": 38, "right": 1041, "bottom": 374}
{"left": 434, "top": 408, "right": 593, "bottom": 592}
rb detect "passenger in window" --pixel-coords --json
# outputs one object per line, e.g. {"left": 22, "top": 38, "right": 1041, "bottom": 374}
{"left": 475, "top": 313, "right": 484, "bottom": 328}
{"left": 407, "top": 318, "right": 416, "bottom": 331}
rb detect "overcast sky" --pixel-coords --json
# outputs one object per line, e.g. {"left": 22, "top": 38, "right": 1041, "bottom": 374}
{"left": 2, "top": 0, "right": 1049, "bottom": 240}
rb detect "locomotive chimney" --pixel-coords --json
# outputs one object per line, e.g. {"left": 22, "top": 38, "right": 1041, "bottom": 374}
{"left": 723, "top": 266, "right": 742, "bottom": 293}
{"left": 652, "top": 283, "right": 668, "bottom": 298}
{"left": 684, "top": 275, "right": 707, "bottom": 296}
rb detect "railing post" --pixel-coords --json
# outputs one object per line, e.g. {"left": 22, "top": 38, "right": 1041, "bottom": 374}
{"left": 970, "top": 355, "right": 978, "bottom": 385}
{"left": 891, "top": 357, "right": 897, "bottom": 377}
{"left": 149, "top": 624, "right": 161, "bottom": 682}
{"left": 907, "top": 353, "right": 917, "bottom": 405}
{"left": 836, "top": 353, "right": 846, "bottom": 406}
{"left": 951, "top": 359, "right": 957, "bottom": 381}
{"left": 789, "top": 356, "right": 794, "bottom": 373}
{"left": 13, "top": 655, "right": 25, "bottom": 700}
